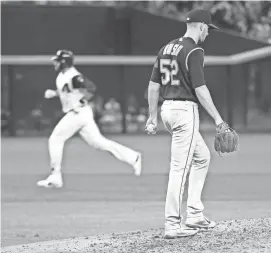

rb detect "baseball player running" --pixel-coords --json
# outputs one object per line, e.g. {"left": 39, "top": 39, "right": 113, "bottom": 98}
{"left": 37, "top": 50, "right": 142, "bottom": 188}
{"left": 146, "top": 9, "right": 228, "bottom": 239}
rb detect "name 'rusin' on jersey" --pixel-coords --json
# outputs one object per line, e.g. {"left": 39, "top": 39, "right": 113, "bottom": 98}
{"left": 150, "top": 37, "right": 206, "bottom": 103}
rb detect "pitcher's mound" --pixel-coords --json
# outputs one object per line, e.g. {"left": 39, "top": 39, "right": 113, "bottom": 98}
{"left": 2, "top": 218, "right": 271, "bottom": 253}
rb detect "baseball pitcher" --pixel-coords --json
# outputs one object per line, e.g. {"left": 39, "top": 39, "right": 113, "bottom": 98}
{"left": 146, "top": 9, "right": 239, "bottom": 239}
{"left": 37, "top": 50, "right": 142, "bottom": 188}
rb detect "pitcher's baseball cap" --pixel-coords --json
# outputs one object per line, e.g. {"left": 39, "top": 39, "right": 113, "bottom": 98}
{"left": 186, "top": 9, "right": 218, "bottom": 29}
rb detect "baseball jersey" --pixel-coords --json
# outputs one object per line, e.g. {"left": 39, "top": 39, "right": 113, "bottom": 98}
{"left": 56, "top": 67, "right": 88, "bottom": 113}
{"left": 150, "top": 37, "right": 206, "bottom": 102}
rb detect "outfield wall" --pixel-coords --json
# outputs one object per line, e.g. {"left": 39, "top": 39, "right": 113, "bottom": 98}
{"left": 1, "top": 5, "right": 271, "bottom": 134}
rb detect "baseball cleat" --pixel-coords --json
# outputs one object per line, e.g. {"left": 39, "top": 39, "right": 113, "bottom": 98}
{"left": 185, "top": 216, "right": 217, "bottom": 230}
{"left": 133, "top": 153, "right": 142, "bottom": 176}
{"left": 37, "top": 171, "right": 63, "bottom": 188}
{"left": 164, "top": 226, "right": 199, "bottom": 239}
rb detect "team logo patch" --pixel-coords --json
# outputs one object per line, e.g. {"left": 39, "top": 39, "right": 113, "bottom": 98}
{"left": 77, "top": 76, "right": 84, "bottom": 82}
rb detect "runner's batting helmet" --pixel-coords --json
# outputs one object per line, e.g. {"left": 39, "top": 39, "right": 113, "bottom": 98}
{"left": 51, "top": 50, "right": 74, "bottom": 70}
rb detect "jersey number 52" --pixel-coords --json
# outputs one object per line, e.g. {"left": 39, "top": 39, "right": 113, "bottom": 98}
{"left": 160, "top": 59, "right": 180, "bottom": 86}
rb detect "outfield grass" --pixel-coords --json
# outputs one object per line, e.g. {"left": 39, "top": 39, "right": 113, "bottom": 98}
{"left": 1, "top": 134, "right": 271, "bottom": 246}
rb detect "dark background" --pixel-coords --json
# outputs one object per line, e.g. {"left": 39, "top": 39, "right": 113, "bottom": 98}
{"left": 1, "top": 3, "right": 271, "bottom": 135}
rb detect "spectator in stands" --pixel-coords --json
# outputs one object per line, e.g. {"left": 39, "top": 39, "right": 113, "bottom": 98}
{"left": 30, "top": 106, "right": 43, "bottom": 132}
{"left": 126, "top": 93, "right": 139, "bottom": 119}
{"left": 1, "top": 109, "right": 10, "bottom": 135}
{"left": 100, "top": 98, "right": 122, "bottom": 131}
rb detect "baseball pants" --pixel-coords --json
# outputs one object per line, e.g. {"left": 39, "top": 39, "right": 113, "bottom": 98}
{"left": 48, "top": 105, "right": 139, "bottom": 172}
{"left": 161, "top": 100, "right": 211, "bottom": 231}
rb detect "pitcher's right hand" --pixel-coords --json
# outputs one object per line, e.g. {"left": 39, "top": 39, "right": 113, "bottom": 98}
{"left": 145, "top": 116, "right": 157, "bottom": 135}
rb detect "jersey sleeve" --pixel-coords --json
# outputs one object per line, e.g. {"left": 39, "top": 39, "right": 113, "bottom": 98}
{"left": 72, "top": 75, "right": 96, "bottom": 93}
{"left": 150, "top": 56, "right": 161, "bottom": 84}
{"left": 187, "top": 48, "right": 206, "bottom": 89}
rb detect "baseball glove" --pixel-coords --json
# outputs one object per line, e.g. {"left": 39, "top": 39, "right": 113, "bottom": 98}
{"left": 214, "top": 122, "right": 239, "bottom": 154}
